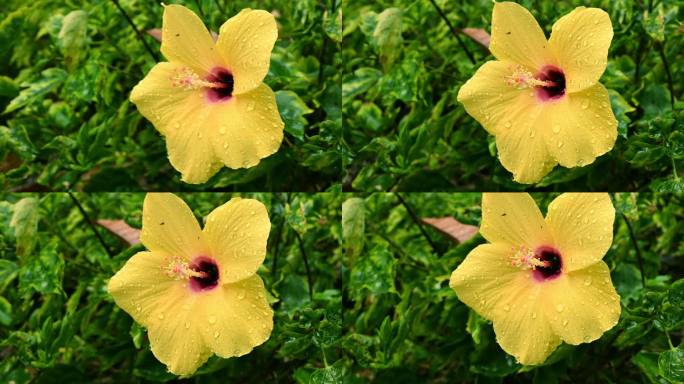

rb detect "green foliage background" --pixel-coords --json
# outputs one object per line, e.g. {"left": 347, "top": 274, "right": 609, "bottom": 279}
{"left": 341, "top": 193, "right": 684, "bottom": 383}
{"left": 0, "top": 193, "right": 343, "bottom": 382}
{"left": 342, "top": 0, "right": 683, "bottom": 191}
{"left": 0, "top": 0, "right": 341, "bottom": 191}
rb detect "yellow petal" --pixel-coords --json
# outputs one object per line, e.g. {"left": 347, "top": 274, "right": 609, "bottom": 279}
{"left": 108, "top": 251, "right": 212, "bottom": 375}
{"left": 216, "top": 9, "right": 278, "bottom": 95}
{"left": 203, "top": 198, "right": 271, "bottom": 284}
{"left": 457, "top": 60, "right": 529, "bottom": 135}
{"left": 480, "top": 193, "right": 552, "bottom": 247}
{"left": 200, "top": 275, "right": 274, "bottom": 357}
{"left": 140, "top": 193, "right": 207, "bottom": 258}
{"left": 540, "top": 83, "right": 617, "bottom": 167}
{"left": 130, "top": 62, "right": 204, "bottom": 137}
{"left": 164, "top": 105, "right": 224, "bottom": 183}
{"left": 492, "top": 278, "right": 562, "bottom": 365}
{"left": 161, "top": 4, "right": 223, "bottom": 74}
{"left": 108, "top": 251, "right": 180, "bottom": 326}
{"left": 495, "top": 100, "right": 558, "bottom": 183}
{"left": 450, "top": 243, "right": 527, "bottom": 320}
{"left": 489, "top": 2, "right": 552, "bottom": 71}
{"left": 542, "top": 261, "right": 620, "bottom": 345}
{"left": 549, "top": 7, "right": 613, "bottom": 93}
{"left": 146, "top": 294, "right": 213, "bottom": 376}
{"left": 545, "top": 193, "right": 615, "bottom": 272}
{"left": 207, "top": 83, "right": 284, "bottom": 169}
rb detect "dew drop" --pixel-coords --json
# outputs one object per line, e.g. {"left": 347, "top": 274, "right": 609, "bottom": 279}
{"left": 555, "top": 304, "right": 564, "bottom": 312}
{"left": 503, "top": 305, "right": 510, "bottom": 312}
{"left": 552, "top": 125, "right": 561, "bottom": 134}
{"left": 208, "top": 315, "right": 217, "bottom": 324}
{"left": 584, "top": 276, "right": 592, "bottom": 286}
{"left": 504, "top": 121, "right": 512, "bottom": 128}
{"left": 581, "top": 100, "right": 589, "bottom": 109}
{"left": 562, "top": 319, "right": 569, "bottom": 327}
{"left": 158, "top": 313, "right": 165, "bottom": 320}
{"left": 213, "top": 331, "right": 220, "bottom": 339}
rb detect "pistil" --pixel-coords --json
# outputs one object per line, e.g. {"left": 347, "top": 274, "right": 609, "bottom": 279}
{"left": 163, "top": 256, "right": 208, "bottom": 280}
{"left": 510, "top": 245, "right": 551, "bottom": 270}
{"left": 171, "top": 67, "right": 228, "bottom": 91}
{"left": 505, "top": 65, "right": 557, "bottom": 90}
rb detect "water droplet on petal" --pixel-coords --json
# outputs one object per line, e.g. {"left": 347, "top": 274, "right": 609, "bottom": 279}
{"left": 208, "top": 315, "right": 216, "bottom": 324}
{"left": 556, "top": 304, "right": 564, "bottom": 312}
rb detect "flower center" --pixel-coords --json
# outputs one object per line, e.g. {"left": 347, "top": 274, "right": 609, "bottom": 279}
{"left": 535, "top": 66, "right": 566, "bottom": 101}
{"left": 205, "top": 67, "right": 234, "bottom": 103}
{"left": 162, "top": 256, "right": 220, "bottom": 292}
{"left": 170, "top": 66, "right": 234, "bottom": 103}
{"left": 504, "top": 65, "right": 566, "bottom": 101}
{"left": 188, "top": 256, "right": 220, "bottom": 291}
{"left": 510, "top": 245, "right": 563, "bottom": 281}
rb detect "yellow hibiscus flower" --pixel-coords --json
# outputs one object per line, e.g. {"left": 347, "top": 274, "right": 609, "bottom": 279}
{"left": 457, "top": 2, "right": 618, "bottom": 184}
{"left": 450, "top": 193, "right": 621, "bottom": 365}
{"left": 130, "top": 5, "right": 284, "bottom": 184}
{"left": 108, "top": 193, "right": 274, "bottom": 375}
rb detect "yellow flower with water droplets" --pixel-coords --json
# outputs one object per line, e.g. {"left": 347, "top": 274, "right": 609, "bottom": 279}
{"left": 450, "top": 193, "right": 621, "bottom": 365}
{"left": 130, "top": 5, "right": 284, "bottom": 184}
{"left": 108, "top": 193, "right": 273, "bottom": 375}
{"left": 457, "top": 2, "right": 617, "bottom": 184}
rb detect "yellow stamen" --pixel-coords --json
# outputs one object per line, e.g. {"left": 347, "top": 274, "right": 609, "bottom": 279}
{"left": 170, "top": 67, "right": 225, "bottom": 91}
{"left": 504, "top": 65, "right": 556, "bottom": 89}
{"left": 510, "top": 245, "right": 549, "bottom": 270}
{"left": 163, "top": 256, "right": 206, "bottom": 280}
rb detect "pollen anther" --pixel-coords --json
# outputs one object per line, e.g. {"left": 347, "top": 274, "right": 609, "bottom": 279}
{"left": 510, "top": 245, "right": 549, "bottom": 270}
{"left": 171, "top": 67, "right": 226, "bottom": 91}
{"left": 505, "top": 65, "right": 556, "bottom": 89}
{"left": 163, "top": 256, "right": 207, "bottom": 280}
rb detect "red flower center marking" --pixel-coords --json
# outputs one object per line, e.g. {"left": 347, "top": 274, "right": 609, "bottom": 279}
{"left": 532, "top": 246, "right": 563, "bottom": 281}
{"left": 535, "top": 65, "right": 566, "bottom": 101}
{"left": 205, "top": 67, "right": 234, "bottom": 103}
{"left": 189, "top": 256, "right": 220, "bottom": 292}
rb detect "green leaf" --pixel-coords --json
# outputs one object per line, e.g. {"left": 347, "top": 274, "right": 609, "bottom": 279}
{"left": 3, "top": 68, "right": 67, "bottom": 113}
{"left": 349, "top": 243, "right": 396, "bottom": 297}
{"left": 323, "top": 9, "right": 342, "bottom": 43}
{"left": 310, "top": 360, "right": 346, "bottom": 384}
{"left": 58, "top": 10, "right": 88, "bottom": 69}
{"left": 276, "top": 90, "right": 313, "bottom": 141}
{"left": 342, "top": 67, "right": 382, "bottom": 102}
{"left": 631, "top": 352, "right": 662, "bottom": 383}
{"left": 18, "top": 239, "right": 64, "bottom": 295}
{"left": 608, "top": 89, "right": 635, "bottom": 139}
{"left": 9, "top": 197, "right": 39, "bottom": 259}
{"left": 373, "top": 8, "right": 402, "bottom": 70}
{"left": 658, "top": 345, "right": 684, "bottom": 382}
{"left": 0, "top": 75, "right": 19, "bottom": 98}
{"left": 0, "top": 296, "right": 12, "bottom": 326}
{"left": 342, "top": 197, "right": 365, "bottom": 262}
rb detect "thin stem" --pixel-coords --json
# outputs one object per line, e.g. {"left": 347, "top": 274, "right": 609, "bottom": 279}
{"left": 633, "top": 35, "right": 647, "bottom": 84}
{"left": 294, "top": 230, "right": 314, "bottom": 300}
{"left": 213, "top": 0, "right": 225, "bottom": 14}
{"left": 270, "top": 214, "right": 285, "bottom": 278}
{"left": 110, "top": 0, "right": 159, "bottom": 62}
{"left": 67, "top": 192, "right": 114, "bottom": 258}
{"left": 395, "top": 193, "right": 439, "bottom": 255}
{"left": 621, "top": 213, "right": 646, "bottom": 288}
{"left": 657, "top": 42, "right": 675, "bottom": 110}
{"left": 194, "top": 0, "right": 204, "bottom": 18}
{"left": 426, "top": 0, "right": 476, "bottom": 65}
